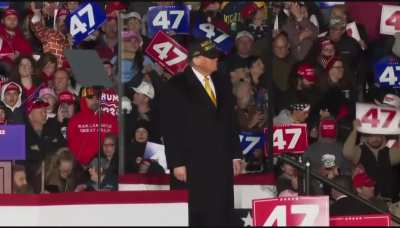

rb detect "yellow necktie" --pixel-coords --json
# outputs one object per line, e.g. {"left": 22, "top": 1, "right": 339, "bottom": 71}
{"left": 204, "top": 76, "right": 217, "bottom": 107}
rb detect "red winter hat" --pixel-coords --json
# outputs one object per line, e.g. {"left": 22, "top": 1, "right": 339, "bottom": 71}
{"left": 56, "top": 8, "right": 70, "bottom": 20}
{"left": 26, "top": 99, "right": 49, "bottom": 115}
{"left": 241, "top": 2, "right": 259, "bottom": 20}
{"left": 3, "top": 8, "right": 18, "bottom": 19}
{"left": 319, "top": 119, "right": 337, "bottom": 138}
{"left": 353, "top": 172, "right": 376, "bottom": 188}
{"left": 58, "top": 91, "right": 76, "bottom": 105}
{"left": 297, "top": 63, "right": 316, "bottom": 82}
{"left": 105, "top": 1, "right": 127, "bottom": 16}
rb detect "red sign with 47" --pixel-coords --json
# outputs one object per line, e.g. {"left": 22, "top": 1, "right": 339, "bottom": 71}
{"left": 145, "top": 31, "right": 188, "bottom": 76}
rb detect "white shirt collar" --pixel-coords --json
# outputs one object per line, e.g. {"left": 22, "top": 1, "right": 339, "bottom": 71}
{"left": 191, "top": 67, "right": 216, "bottom": 96}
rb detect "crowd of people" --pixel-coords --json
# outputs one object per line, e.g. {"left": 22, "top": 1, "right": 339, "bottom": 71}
{"left": 1, "top": 0, "right": 400, "bottom": 219}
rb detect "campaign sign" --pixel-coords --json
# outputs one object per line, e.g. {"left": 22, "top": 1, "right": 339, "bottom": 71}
{"left": 0, "top": 125, "right": 25, "bottom": 160}
{"left": 0, "top": 2, "right": 9, "bottom": 9}
{"left": 264, "top": 124, "right": 308, "bottom": 156}
{"left": 318, "top": 2, "right": 345, "bottom": 9}
{"left": 145, "top": 31, "right": 188, "bottom": 75}
{"left": 356, "top": 103, "right": 400, "bottom": 135}
{"left": 147, "top": 4, "right": 190, "bottom": 38}
{"left": 380, "top": 5, "right": 400, "bottom": 35}
{"left": 66, "top": 2, "right": 107, "bottom": 45}
{"left": 253, "top": 196, "right": 329, "bottom": 226}
{"left": 330, "top": 214, "right": 391, "bottom": 227}
{"left": 374, "top": 56, "right": 400, "bottom": 88}
{"left": 192, "top": 22, "right": 234, "bottom": 54}
{"left": 318, "top": 22, "right": 361, "bottom": 42}
{"left": 239, "top": 131, "right": 265, "bottom": 156}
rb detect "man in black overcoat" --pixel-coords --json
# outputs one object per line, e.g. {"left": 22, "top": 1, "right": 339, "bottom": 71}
{"left": 160, "top": 39, "right": 242, "bottom": 226}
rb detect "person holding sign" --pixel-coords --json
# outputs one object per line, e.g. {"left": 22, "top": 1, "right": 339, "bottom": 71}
{"left": 343, "top": 119, "right": 400, "bottom": 201}
{"left": 160, "top": 39, "right": 242, "bottom": 226}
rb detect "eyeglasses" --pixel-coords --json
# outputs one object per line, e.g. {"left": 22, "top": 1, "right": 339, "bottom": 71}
{"left": 104, "top": 143, "right": 115, "bottom": 147}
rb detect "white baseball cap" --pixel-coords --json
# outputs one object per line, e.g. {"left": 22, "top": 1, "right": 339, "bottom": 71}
{"left": 132, "top": 81, "right": 155, "bottom": 99}
{"left": 123, "top": 11, "right": 142, "bottom": 20}
{"left": 235, "top": 30, "right": 254, "bottom": 41}
{"left": 383, "top": 94, "right": 400, "bottom": 108}
{"left": 321, "top": 154, "right": 336, "bottom": 168}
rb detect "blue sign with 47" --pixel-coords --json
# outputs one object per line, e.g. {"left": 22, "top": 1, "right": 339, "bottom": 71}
{"left": 374, "top": 56, "right": 400, "bottom": 89}
{"left": 192, "top": 21, "right": 234, "bottom": 55}
{"left": 239, "top": 131, "right": 265, "bottom": 156}
{"left": 66, "top": 2, "right": 107, "bottom": 46}
{"left": 147, "top": 4, "right": 190, "bottom": 38}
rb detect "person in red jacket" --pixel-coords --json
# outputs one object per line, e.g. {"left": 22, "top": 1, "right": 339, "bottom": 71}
{"left": 0, "top": 8, "right": 33, "bottom": 71}
{"left": 67, "top": 87, "right": 118, "bottom": 167}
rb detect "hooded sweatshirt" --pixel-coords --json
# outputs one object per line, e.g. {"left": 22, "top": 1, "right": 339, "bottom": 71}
{"left": 0, "top": 81, "right": 24, "bottom": 124}
{"left": 67, "top": 96, "right": 118, "bottom": 166}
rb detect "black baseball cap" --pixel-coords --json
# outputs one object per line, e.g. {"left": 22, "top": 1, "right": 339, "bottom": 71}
{"left": 189, "top": 39, "right": 220, "bottom": 60}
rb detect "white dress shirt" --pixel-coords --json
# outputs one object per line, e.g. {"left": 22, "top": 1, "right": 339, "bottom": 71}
{"left": 191, "top": 67, "right": 216, "bottom": 98}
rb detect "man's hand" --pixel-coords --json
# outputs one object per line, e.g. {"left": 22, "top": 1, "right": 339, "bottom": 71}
{"left": 233, "top": 159, "right": 242, "bottom": 176}
{"left": 353, "top": 119, "right": 361, "bottom": 131}
{"left": 173, "top": 166, "right": 187, "bottom": 182}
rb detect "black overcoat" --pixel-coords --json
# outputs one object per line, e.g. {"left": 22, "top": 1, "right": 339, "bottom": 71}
{"left": 160, "top": 66, "right": 242, "bottom": 226}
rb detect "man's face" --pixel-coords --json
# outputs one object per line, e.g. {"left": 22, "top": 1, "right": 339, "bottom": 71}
{"left": 273, "top": 36, "right": 290, "bottom": 59}
{"left": 13, "top": 170, "right": 27, "bottom": 188}
{"left": 133, "top": 93, "right": 149, "bottom": 106}
{"left": 29, "top": 107, "right": 47, "bottom": 125}
{"left": 329, "top": 26, "right": 345, "bottom": 43}
{"left": 59, "top": 160, "right": 73, "bottom": 179}
{"left": 357, "top": 186, "right": 375, "bottom": 200}
{"left": 135, "top": 128, "right": 149, "bottom": 143}
{"left": 236, "top": 36, "right": 254, "bottom": 57}
{"left": 103, "top": 63, "right": 113, "bottom": 79}
{"left": 281, "top": 163, "right": 296, "bottom": 177}
{"left": 4, "top": 90, "right": 19, "bottom": 107}
{"left": 54, "top": 70, "right": 69, "bottom": 91}
{"left": 366, "top": 135, "right": 385, "bottom": 149}
{"left": 103, "top": 137, "right": 116, "bottom": 159}
{"left": 3, "top": 15, "right": 18, "bottom": 31}
{"left": 85, "top": 95, "right": 99, "bottom": 111}
{"left": 293, "top": 110, "right": 310, "bottom": 123}
{"left": 103, "top": 18, "right": 117, "bottom": 39}
{"left": 301, "top": 78, "right": 315, "bottom": 88}
{"left": 193, "top": 56, "right": 218, "bottom": 75}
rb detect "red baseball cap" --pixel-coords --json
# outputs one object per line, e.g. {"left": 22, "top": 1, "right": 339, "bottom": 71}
{"left": 2, "top": 8, "right": 18, "bottom": 19}
{"left": 58, "top": 91, "right": 76, "bottom": 105}
{"left": 4, "top": 82, "right": 20, "bottom": 94}
{"left": 105, "top": 1, "right": 127, "bottom": 16}
{"left": 319, "top": 119, "right": 337, "bottom": 138}
{"left": 353, "top": 172, "right": 376, "bottom": 188}
{"left": 297, "top": 64, "right": 316, "bottom": 82}
{"left": 26, "top": 99, "right": 49, "bottom": 115}
{"left": 241, "top": 2, "right": 259, "bottom": 20}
